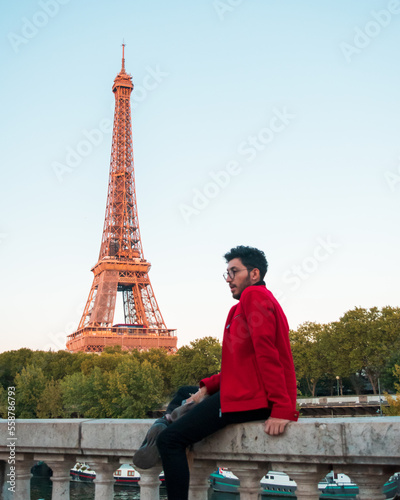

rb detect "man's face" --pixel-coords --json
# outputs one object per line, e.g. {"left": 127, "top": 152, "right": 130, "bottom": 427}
{"left": 225, "top": 258, "right": 253, "bottom": 300}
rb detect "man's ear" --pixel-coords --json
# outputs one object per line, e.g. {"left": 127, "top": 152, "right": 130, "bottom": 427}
{"left": 251, "top": 268, "right": 260, "bottom": 283}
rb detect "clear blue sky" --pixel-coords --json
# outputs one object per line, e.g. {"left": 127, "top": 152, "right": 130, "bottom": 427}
{"left": 1, "top": 0, "right": 399, "bottom": 352}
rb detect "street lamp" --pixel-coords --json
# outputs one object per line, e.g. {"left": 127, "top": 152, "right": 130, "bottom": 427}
{"left": 336, "top": 376, "right": 340, "bottom": 397}
{"left": 378, "top": 377, "right": 383, "bottom": 416}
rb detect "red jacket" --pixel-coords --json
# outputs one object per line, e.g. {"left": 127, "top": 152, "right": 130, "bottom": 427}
{"left": 200, "top": 285, "right": 299, "bottom": 421}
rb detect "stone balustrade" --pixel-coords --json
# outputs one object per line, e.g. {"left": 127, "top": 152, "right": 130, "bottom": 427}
{"left": 1, "top": 417, "right": 400, "bottom": 500}
{"left": 297, "top": 395, "right": 389, "bottom": 405}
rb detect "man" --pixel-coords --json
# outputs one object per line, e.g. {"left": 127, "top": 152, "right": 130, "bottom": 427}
{"left": 134, "top": 245, "right": 298, "bottom": 500}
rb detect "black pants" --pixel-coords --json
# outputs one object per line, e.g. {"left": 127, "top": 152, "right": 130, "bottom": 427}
{"left": 157, "top": 390, "right": 270, "bottom": 500}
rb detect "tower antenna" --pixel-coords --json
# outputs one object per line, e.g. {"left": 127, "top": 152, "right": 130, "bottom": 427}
{"left": 121, "top": 40, "right": 126, "bottom": 71}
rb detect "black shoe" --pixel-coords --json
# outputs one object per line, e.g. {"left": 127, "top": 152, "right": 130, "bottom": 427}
{"left": 170, "top": 401, "right": 196, "bottom": 421}
{"left": 133, "top": 417, "right": 169, "bottom": 469}
{"left": 169, "top": 394, "right": 208, "bottom": 422}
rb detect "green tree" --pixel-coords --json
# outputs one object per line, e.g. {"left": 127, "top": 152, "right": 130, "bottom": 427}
{"left": 139, "top": 349, "right": 174, "bottom": 395}
{"left": 61, "top": 359, "right": 165, "bottom": 418}
{"left": 36, "top": 379, "right": 64, "bottom": 418}
{"left": 37, "top": 350, "right": 87, "bottom": 381}
{"left": 61, "top": 367, "right": 110, "bottom": 418}
{"left": 332, "top": 307, "right": 400, "bottom": 394}
{"left": 381, "top": 350, "right": 400, "bottom": 393}
{"left": 80, "top": 351, "right": 127, "bottom": 376}
{"left": 171, "top": 337, "right": 221, "bottom": 388}
{"left": 290, "top": 322, "right": 330, "bottom": 397}
{"left": 84, "top": 366, "right": 111, "bottom": 417}
{"left": 0, "top": 349, "right": 88, "bottom": 390}
{"left": 15, "top": 364, "right": 47, "bottom": 418}
{"left": 0, "top": 348, "right": 34, "bottom": 388}
{"left": 0, "top": 385, "right": 7, "bottom": 418}
{"left": 105, "top": 358, "right": 164, "bottom": 418}
{"left": 60, "top": 372, "right": 88, "bottom": 417}
{"left": 383, "top": 365, "right": 400, "bottom": 416}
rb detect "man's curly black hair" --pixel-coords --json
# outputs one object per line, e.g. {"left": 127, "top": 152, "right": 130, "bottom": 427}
{"left": 223, "top": 245, "right": 268, "bottom": 280}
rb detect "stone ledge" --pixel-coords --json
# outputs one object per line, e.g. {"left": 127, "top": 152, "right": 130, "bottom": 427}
{"left": 1, "top": 417, "right": 400, "bottom": 465}
{"left": 194, "top": 417, "right": 400, "bottom": 465}
{"left": 0, "top": 419, "right": 92, "bottom": 455}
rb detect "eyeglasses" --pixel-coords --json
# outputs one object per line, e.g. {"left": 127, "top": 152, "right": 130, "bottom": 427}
{"left": 223, "top": 268, "right": 249, "bottom": 281}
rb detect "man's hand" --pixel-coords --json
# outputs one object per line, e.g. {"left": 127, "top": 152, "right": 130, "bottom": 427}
{"left": 186, "top": 386, "right": 208, "bottom": 404}
{"left": 264, "top": 417, "right": 290, "bottom": 436}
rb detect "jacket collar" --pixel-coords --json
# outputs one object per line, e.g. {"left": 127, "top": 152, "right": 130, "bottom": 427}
{"left": 253, "top": 280, "right": 266, "bottom": 286}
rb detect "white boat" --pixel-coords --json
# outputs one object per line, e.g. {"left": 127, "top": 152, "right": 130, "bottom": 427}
{"left": 209, "top": 467, "right": 240, "bottom": 492}
{"left": 318, "top": 472, "right": 358, "bottom": 498}
{"left": 209, "top": 468, "right": 296, "bottom": 497}
{"left": 113, "top": 463, "right": 141, "bottom": 484}
{"left": 70, "top": 462, "right": 164, "bottom": 485}
{"left": 383, "top": 471, "right": 400, "bottom": 499}
{"left": 70, "top": 463, "right": 96, "bottom": 481}
{"left": 261, "top": 471, "right": 297, "bottom": 496}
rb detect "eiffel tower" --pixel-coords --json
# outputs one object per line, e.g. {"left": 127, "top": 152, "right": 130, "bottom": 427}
{"left": 66, "top": 46, "right": 177, "bottom": 353}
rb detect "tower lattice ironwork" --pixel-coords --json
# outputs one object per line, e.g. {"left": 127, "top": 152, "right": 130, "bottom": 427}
{"left": 67, "top": 46, "right": 177, "bottom": 353}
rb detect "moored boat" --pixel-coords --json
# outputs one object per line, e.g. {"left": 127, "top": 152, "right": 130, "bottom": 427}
{"left": 70, "top": 462, "right": 165, "bottom": 485}
{"left": 210, "top": 467, "right": 363, "bottom": 499}
{"left": 209, "top": 468, "right": 296, "bottom": 497}
{"left": 70, "top": 463, "right": 96, "bottom": 482}
{"left": 209, "top": 468, "right": 240, "bottom": 492}
{"left": 383, "top": 472, "right": 400, "bottom": 499}
{"left": 113, "top": 463, "right": 141, "bottom": 484}
{"left": 318, "top": 471, "right": 358, "bottom": 498}
{"left": 261, "top": 471, "right": 297, "bottom": 497}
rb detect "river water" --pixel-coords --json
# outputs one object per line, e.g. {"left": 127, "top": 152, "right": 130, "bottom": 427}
{"left": 30, "top": 477, "right": 290, "bottom": 500}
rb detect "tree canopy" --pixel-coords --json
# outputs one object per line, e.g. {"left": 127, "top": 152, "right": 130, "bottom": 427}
{"left": 290, "top": 306, "right": 400, "bottom": 397}
{"left": 171, "top": 337, "right": 222, "bottom": 387}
